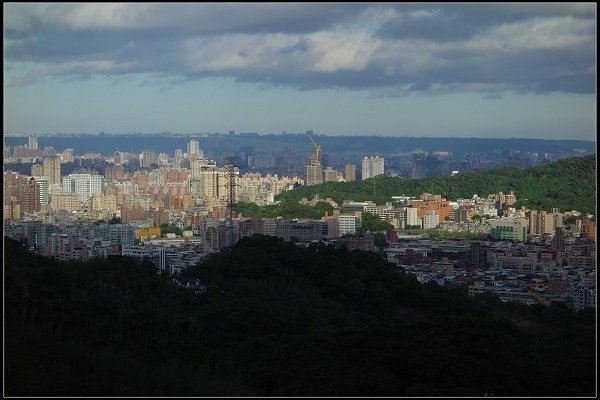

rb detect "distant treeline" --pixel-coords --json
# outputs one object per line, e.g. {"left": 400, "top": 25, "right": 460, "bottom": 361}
{"left": 4, "top": 134, "right": 595, "bottom": 157}
{"left": 276, "top": 154, "right": 597, "bottom": 215}
{"left": 5, "top": 236, "right": 595, "bottom": 396}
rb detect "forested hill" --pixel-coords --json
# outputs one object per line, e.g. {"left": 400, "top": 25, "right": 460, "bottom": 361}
{"left": 277, "top": 154, "right": 597, "bottom": 215}
{"left": 5, "top": 236, "right": 595, "bottom": 396}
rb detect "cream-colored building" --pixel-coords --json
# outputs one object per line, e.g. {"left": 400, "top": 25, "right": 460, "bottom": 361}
{"left": 189, "top": 159, "right": 238, "bottom": 209}
{"left": 530, "top": 209, "right": 564, "bottom": 236}
{"left": 50, "top": 191, "right": 81, "bottom": 212}
{"left": 238, "top": 173, "right": 303, "bottom": 206}
{"left": 43, "top": 155, "right": 61, "bottom": 185}
{"left": 61, "top": 148, "right": 74, "bottom": 163}
{"left": 91, "top": 194, "right": 117, "bottom": 214}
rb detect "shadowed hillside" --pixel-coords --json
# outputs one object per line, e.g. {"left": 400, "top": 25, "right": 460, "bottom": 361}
{"left": 5, "top": 236, "right": 596, "bottom": 396}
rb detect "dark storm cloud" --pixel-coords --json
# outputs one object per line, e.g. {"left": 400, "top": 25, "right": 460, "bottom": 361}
{"left": 4, "top": 3, "right": 596, "bottom": 96}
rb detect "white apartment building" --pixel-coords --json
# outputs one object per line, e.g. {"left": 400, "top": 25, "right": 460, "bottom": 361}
{"left": 337, "top": 214, "right": 358, "bottom": 236}
{"left": 122, "top": 245, "right": 167, "bottom": 272}
{"left": 403, "top": 207, "right": 419, "bottom": 227}
{"left": 32, "top": 175, "right": 50, "bottom": 206}
{"left": 422, "top": 213, "right": 440, "bottom": 230}
{"left": 361, "top": 156, "right": 385, "bottom": 180}
{"left": 62, "top": 173, "right": 105, "bottom": 203}
{"left": 187, "top": 139, "right": 204, "bottom": 159}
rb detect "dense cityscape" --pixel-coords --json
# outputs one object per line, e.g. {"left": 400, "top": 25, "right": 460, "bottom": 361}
{"left": 4, "top": 133, "right": 596, "bottom": 311}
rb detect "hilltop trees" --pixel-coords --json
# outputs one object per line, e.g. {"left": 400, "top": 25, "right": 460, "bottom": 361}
{"left": 5, "top": 236, "right": 595, "bottom": 397}
{"left": 276, "top": 155, "right": 596, "bottom": 216}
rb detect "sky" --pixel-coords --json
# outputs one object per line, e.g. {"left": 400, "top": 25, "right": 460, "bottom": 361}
{"left": 3, "top": 3, "right": 597, "bottom": 140}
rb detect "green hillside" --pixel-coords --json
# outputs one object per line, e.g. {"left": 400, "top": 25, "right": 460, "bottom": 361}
{"left": 274, "top": 154, "right": 596, "bottom": 215}
{"left": 5, "top": 236, "right": 595, "bottom": 396}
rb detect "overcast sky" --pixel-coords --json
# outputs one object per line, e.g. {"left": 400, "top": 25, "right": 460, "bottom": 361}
{"left": 3, "top": 3, "right": 597, "bottom": 140}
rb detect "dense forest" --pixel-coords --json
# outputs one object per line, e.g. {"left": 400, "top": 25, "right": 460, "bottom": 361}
{"left": 5, "top": 236, "right": 595, "bottom": 396}
{"left": 273, "top": 154, "right": 596, "bottom": 216}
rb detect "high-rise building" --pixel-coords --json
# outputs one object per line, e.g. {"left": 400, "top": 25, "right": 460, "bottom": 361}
{"left": 403, "top": 207, "right": 419, "bottom": 227}
{"left": 362, "top": 156, "right": 384, "bottom": 180}
{"left": 61, "top": 148, "right": 74, "bottom": 163}
{"left": 22, "top": 177, "right": 41, "bottom": 215}
{"left": 31, "top": 164, "right": 44, "bottom": 177}
{"left": 551, "top": 208, "right": 563, "bottom": 230}
{"left": 412, "top": 152, "right": 427, "bottom": 179}
{"left": 43, "top": 155, "right": 61, "bottom": 185}
{"left": 323, "top": 167, "right": 339, "bottom": 182}
{"left": 581, "top": 216, "right": 596, "bottom": 239}
{"left": 305, "top": 135, "right": 323, "bottom": 186}
{"left": 3, "top": 171, "right": 24, "bottom": 220}
{"left": 62, "top": 173, "right": 105, "bottom": 203}
{"left": 189, "top": 159, "right": 237, "bottom": 208}
{"left": 91, "top": 194, "right": 117, "bottom": 214}
{"left": 105, "top": 164, "right": 125, "bottom": 181}
{"left": 174, "top": 149, "right": 184, "bottom": 167}
{"left": 306, "top": 165, "right": 323, "bottom": 186}
{"left": 50, "top": 191, "right": 80, "bottom": 212}
{"left": 552, "top": 227, "right": 566, "bottom": 251}
{"left": 528, "top": 209, "right": 560, "bottom": 235}
{"left": 337, "top": 214, "right": 358, "bottom": 236}
{"left": 28, "top": 135, "right": 38, "bottom": 150}
{"left": 32, "top": 176, "right": 50, "bottom": 206}
{"left": 187, "top": 139, "right": 203, "bottom": 159}
{"left": 470, "top": 241, "right": 486, "bottom": 269}
{"left": 422, "top": 213, "right": 439, "bottom": 229}
{"left": 114, "top": 151, "right": 127, "bottom": 165}
{"left": 158, "top": 152, "right": 169, "bottom": 165}
{"left": 141, "top": 151, "right": 157, "bottom": 168}
{"left": 344, "top": 164, "right": 356, "bottom": 182}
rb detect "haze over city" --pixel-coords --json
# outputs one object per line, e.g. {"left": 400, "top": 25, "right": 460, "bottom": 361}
{"left": 4, "top": 3, "right": 596, "bottom": 140}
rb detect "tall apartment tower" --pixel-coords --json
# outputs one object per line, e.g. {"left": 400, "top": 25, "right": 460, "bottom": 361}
{"left": 581, "top": 216, "right": 596, "bottom": 239}
{"left": 412, "top": 152, "right": 427, "bottom": 179}
{"left": 189, "top": 159, "right": 229, "bottom": 208}
{"left": 61, "top": 148, "right": 74, "bottom": 163}
{"left": 187, "top": 139, "right": 204, "bottom": 159}
{"left": 22, "top": 177, "right": 41, "bottom": 215}
{"left": 32, "top": 176, "right": 50, "bottom": 206}
{"left": 141, "top": 151, "right": 157, "bottom": 168}
{"left": 361, "top": 156, "right": 384, "bottom": 180}
{"left": 344, "top": 164, "right": 356, "bottom": 182}
{"left": 31, "top": 164, "right": 44, "bottom": 177}
{"left": 114, "top": 151, "right": 127, "bottom": 165}
{"left": 62, "top": 173, "right": 105, "bottom": 203}
{"left": 305, "top": 135, "right": 323, "bottom": 186}
{"left": 42, "top": 155, "right": 61, "bottom": 185}
{"left": 28, "top": 135, "right": 38, "bottom": 150}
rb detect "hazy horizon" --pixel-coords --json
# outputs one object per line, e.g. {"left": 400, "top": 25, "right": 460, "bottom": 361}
{"left": 4, "top": 3, "right": 597, "bottom": 140}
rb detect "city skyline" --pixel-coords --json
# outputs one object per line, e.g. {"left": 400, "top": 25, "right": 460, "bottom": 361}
{"left": 4, "top": 3, "right": 597, "bottom": 140}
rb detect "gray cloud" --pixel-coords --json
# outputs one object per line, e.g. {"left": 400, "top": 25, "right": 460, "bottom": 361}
{"left": 4, "top": 3, "right": 596, "bottom": 96}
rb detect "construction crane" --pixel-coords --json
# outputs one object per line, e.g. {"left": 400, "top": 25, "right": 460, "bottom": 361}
{"left": 307, "top": 133, "right": 321, "bottom": 166}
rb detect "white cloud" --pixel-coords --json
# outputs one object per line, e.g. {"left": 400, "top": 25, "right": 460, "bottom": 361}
{"left": 465, "top": 16, "right": 595, "bottom": 52}
{"left": 184, "top": 34, "right": 301, "bottom": 72}
{"left": 306, "top": 30, "right": 381, "bottom": 73}
{"left": 62, "top": 4, "right": 154, "bottom": 29}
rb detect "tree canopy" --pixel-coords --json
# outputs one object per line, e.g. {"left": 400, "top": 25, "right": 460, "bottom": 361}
{"left": 4, "top": 236, "right": 595, "bottom": 396}
{"left": 275, "top": 155, "right": 596, "bottom": 216}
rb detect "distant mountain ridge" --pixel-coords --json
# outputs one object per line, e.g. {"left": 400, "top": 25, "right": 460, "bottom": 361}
{"left": 4, "top": 133, "right": 595, "bottom": 157}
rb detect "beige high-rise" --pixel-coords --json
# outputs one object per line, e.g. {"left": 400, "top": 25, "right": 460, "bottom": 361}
{"left": 43, "top": 155, "right": 61, "bottom": 185}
